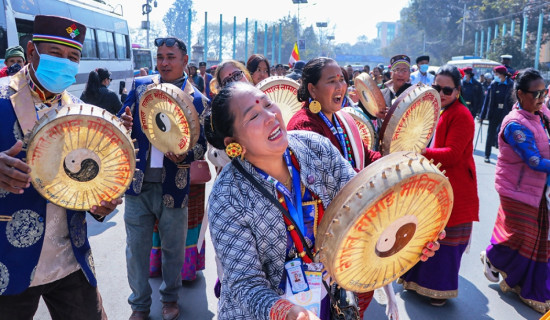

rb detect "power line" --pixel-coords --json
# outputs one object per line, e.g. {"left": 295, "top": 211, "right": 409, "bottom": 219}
{"left": 466, "top": 1, "right": 550, "bottom": 24}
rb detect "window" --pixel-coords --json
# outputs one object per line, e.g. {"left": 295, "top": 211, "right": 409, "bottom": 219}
{"left": 114, "top": 33, "right": 128, "bottom": 59}
{"left": 82, "top": 28, "right": 97, "bottom": 59}
{"left": 96, "top": 29, "right": 115, "bottom": 59}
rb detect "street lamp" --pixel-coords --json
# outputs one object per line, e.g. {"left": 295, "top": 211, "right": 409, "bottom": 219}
{"left": 142, "top": 0, "right": 157, "bottom": 48}
{"left": 291, "top": 0, "right": 308, "bottom": 43}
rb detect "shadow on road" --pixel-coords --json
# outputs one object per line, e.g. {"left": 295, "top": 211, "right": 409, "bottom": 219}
{"left": 87, "top": 209, "right": 119, "bottom": 237}
{"left": 398, "top": 276, "right": 492, "bottom": 319}
{"left": 487, "top": 283, "right": 543, "bottom": 320}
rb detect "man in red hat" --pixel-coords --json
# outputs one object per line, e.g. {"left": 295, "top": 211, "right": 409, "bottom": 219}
{"left": 479, "top": 65, "right": 514, "bottom": 163}
{"left": 461, "top": 67, "right": 484, "bottom": 118}
{"left": 0, "top": 15, "right": 121, "bottom": 319}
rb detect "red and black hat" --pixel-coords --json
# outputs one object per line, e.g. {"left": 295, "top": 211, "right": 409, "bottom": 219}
{"left": 32, "top": 15, "right": 86, "bottom": 52}
{"left": 390, "top": 54, "right": 411, "bottom": 71}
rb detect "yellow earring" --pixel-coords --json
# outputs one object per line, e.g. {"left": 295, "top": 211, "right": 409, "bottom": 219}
{"left": 225, "top": 142, "right": 243, "bottom": 159}
{"left": 309, "top": 100, "right": 322, "bottom": 114}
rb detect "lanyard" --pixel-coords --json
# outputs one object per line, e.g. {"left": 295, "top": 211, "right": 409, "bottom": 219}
{"left": 318, "top": 112, "right": 355, "bottom": 167}
{"left": 254, "top": 149, "right": 306, "bottom": 233}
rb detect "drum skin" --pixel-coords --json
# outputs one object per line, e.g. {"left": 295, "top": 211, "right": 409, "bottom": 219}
{"left": 26, "top": 104, "right": 136, "bottom": 211}
{"left": 379, "top": 84, "right": 441, "bottom": 155}
{"left": 315, "top": 151, "right": 453, "bottom": 292}
{"left": 256, "top": 76, "right": 302, "bottom": 126}
{"left": 342, "top": 107, "right": 376, "bottom": 150}
{"left": 139, "top": 83, "right": 200, "bottom": 155}
{"left": 354, "top": 73, "right": 386, "bottom": 117}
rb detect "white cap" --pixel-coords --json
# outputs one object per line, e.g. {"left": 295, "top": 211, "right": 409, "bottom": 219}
{"left": 501, "top": 54, "right": 512, "bottom": 59}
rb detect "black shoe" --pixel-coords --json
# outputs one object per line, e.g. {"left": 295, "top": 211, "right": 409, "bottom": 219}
{"left": 484, "top": 157, "right": 490, "bottom": 163}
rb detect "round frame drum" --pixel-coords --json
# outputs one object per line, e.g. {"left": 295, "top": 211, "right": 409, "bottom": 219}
{"left": 342, "top": 107, "right": 376, "bottom": 150}
{"left": 316, "top": 151, "right": 453, "bottom": 292}
{"left": 139, "top": 83, "right": 200, "bottom": 155}
{"left": 26, "top": 104, "right": 136, "bottom": 211}
{"left": 256, "top": 76, "right": 302, "bottom": 125}
{"left": 354, "top": 73, "right": 386, "bottom": 117}
{"left": 379, "top": 84, "right": 441, "bottom": 155}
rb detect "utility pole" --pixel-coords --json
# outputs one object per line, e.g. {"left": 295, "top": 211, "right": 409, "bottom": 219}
{"left": 461, "top": 3, "right": 466, "bottom": 46}
{"left": 141, "top": 0, "right": 156, "bottom": 48}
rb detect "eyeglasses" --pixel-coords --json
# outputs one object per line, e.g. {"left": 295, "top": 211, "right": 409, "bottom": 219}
{"left": 525, "top": 88, "right": 548, "bottom": 99}
{"left": 154, "top": 38, "right": 186, "bottom": 52}
{"left": 221, "top": 70, "right": 244, "bottom": 87}
{"left": 432, "top": 84, "right": 456, "bottom": 96}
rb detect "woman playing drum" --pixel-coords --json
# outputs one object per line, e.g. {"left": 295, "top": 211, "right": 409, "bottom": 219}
{"left": 206, "top": 82, "right": 442, "bottom": 320}
{"left": 398, "top": 65, "right": 479, "bottom": 306}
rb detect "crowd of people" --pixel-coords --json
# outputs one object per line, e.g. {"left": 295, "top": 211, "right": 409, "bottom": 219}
{"left": 0, "top": 13, "right": 549, "bottom": 320}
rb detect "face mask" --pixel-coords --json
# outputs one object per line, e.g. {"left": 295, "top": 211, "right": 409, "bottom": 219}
{"left": 32, "top": 44, "right": 79, "bottom": 93}
{"left": 7, "top": 63, "right": 21, "bottom": 76}
{"left": 419, "top": 64, "right": 429, "bottom": 73}
{"left": 493, "top": 76, "right": 501, "bottom": 83}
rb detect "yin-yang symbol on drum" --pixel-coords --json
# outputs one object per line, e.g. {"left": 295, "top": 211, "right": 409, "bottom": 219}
{"left": 155, "top": 112, "right": 171, "bottom": 132}
{"left": 375, "top": 215, "right": 418, "bottom": 258}
{"left": 63, "top": 148, "right": 101, "bottom": 182}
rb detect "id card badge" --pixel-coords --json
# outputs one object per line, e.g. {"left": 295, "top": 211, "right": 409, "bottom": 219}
{"left": 285, "top": 259, "right": 309, "bottom": 294}
{"left": 285, "top": 262, "right": 324, "bottom": 318}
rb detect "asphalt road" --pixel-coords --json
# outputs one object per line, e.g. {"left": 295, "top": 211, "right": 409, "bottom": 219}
{"left": 35, "top": 121, "right": 543, "bottom": 320}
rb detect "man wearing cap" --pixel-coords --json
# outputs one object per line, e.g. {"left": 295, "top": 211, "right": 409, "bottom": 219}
{"left": 501, "top": 54, "right": 515, "bottom": 75}
{"left": 479, "top": 65, "right": 514, "bottom": 163}
{"left": 0, "top": 15, "right": 121, "bottom": 319}
{"left": 410, "top": 55, "right": 434, "bottom": 85}
{"left": 461, "top": 67, "right": 484, "bottom": 118}
{"left": 286, "top": 60, "right": 305, "bottom": 82}
{"left": 0, "top": 45, "right": 25, "bottom": 78}
{"left": 118, "top": 36, "right": 208, "bottom": 320}
{"left": 381, "top": 54, "right": 413, "bottom": 109}
{"left": 198, "top": 61, "right": 212, "bottom": 97}
{"left": 187, "top": 62, "right": 204, "bottom": 93}
{"left": 275, "top": 63, "right": 285, "bottom": 76}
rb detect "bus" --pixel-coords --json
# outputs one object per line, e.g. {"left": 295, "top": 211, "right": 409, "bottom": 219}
{"left": 2, "top": 0, "right": 133, "bottom": 99}
{"left": 132, "top": 44, "right": 155, "bottom": 77}
{"left": 446, "top": 56, "right": 501, "bottom": 81}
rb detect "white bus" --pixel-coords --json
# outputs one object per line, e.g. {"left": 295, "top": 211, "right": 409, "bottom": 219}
{"left": 447, "top": 56, "right": 501, "bottom": 81}
{"left": 131, "top": 44, "right": 155, "bottom": 77}
{"left": 2, "top": 0, "right": 133, "bottom": 99}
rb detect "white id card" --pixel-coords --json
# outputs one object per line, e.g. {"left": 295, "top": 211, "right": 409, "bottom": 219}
{"left": 285, "top": 263, "right": 324, "bottom": 317}
{"left": 284, "top": 259, "right": 309, "bottom": 294}
{"left": 150, "top": 146, "right": 164, "bottom": 168}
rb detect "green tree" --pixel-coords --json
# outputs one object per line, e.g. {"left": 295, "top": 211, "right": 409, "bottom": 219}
{"left": 163, "top": 0, "right": 195, "bottom": 42}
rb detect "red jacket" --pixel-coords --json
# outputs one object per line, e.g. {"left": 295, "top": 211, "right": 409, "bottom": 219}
{"left": 287, "top": 106, "right": 381, "bottom": 168}
{"left": 0, "top": 66, "right": 8, "bottom": 78}
{"left": 424, "top": 99, "right": 479, "bottom": 227}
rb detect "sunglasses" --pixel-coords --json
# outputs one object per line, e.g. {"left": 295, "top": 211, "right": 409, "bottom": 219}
{"left": 432, "top": 84, "right": 456, "bottom": 96}
{"left": 154, "top": 38, "right": 186, "bottom": 52}
{"left": 221, "top": 70, "right": 244, "bottom": 87}
{"left": 525, "top": 88, "right": 548, "bottom": 99}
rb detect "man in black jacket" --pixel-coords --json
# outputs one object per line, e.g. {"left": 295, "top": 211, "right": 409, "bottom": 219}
{"left": 461, "top": 67, "right": 484, "bottom": 119}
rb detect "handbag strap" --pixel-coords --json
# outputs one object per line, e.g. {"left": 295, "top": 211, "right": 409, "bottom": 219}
{"left": 232, "top": 159, "right": 341, "bottom": 305}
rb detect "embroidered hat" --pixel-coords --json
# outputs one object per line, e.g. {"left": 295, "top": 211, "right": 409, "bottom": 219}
{"left": 5, "top": 45, "right": 25, "bottom": 61}
{"left": 32, "top": 15, "right": 86, "bottom": 52}
{"left": 390, "top": 54, "right": 411, "bottom": 71}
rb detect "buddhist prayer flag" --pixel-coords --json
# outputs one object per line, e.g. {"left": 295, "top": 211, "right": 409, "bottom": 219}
{"left": 289, "top": 42, "right": 300, "bottom": 67}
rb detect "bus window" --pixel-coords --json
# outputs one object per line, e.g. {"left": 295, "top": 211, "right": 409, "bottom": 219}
{"left": 96, "top": 29, "right": 115, "bottom": 59}
{"left": 82, "top": 28, "right": 98, "bottom": 59}
{"left": 132, "top": 48, "right": 154, "bottom": 75}
{"left": 114, "top": 33, "right": 128, "bottom": 59}
{"left": 15, "top": 18, "right": 32, "bottom": 58}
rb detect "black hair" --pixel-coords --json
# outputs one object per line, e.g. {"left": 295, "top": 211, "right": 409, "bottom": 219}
{"left": 205, "top": 82, "right": 256, "bottom": 150}
{"left": 341, "top": 67, "right": 350, "bottom": 86}
{"left": 435, "top": 64, "right": 462, "bottom": 88}
{"left": 154, "top": 37, "right": 187, "bottom": 55}
{"left": 246, "top": 54, "right": 271, "bottom": 77}
{"left": 297, "top": 57, "right": 336, "bottom": 102}
{"left": 82, "top": 68, "right": 110, "bottom": 100}
{"left": 514, "top": 68, "right": 543, "bottom": 102}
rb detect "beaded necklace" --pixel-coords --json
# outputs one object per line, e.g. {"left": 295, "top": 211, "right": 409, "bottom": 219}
{"left": 318, "top": 112, "right": 355, "bottom": 167}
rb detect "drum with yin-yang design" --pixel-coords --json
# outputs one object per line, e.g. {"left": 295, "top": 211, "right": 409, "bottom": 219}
{"left": 139, "top": 83, "right": 200, "bottom": 155}
{"left": 256, "top": 76, "right": 302, "bottom": 126}
{"left": 25, "top": 104, "right": 136, "bottom": 211}
{"left": 315, "top": 151, "right": 453, "bottom": 293}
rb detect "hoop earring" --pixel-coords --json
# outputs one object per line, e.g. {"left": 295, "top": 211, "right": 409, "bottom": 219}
{"left": 309, "top": 100, "right": 322, "bottom": 114}
{"left": 225, "top": 142, "right": 243, "bottom": 159}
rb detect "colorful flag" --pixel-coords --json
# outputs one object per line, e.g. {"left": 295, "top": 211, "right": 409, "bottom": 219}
{"left": 289, "top": 42, "right": 300, "bottom": 67}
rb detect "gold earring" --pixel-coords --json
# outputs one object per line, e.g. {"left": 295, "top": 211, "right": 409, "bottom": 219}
{"left": 225, "top": 142, "right": 243, "bottom": 158}
{"left": 309, "top": 100, "right": 322, "bottom": 114}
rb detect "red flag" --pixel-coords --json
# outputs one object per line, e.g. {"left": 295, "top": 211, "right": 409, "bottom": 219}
{"left": 289, "top": 42, "right": 300, "bottom": 67}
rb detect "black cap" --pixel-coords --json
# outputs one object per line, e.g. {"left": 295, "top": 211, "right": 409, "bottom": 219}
{"left": 199, "top": 61, "right": 206, "bottom": 67}
{"left": 416, "top": 55, "right": 429, "bottom": 64}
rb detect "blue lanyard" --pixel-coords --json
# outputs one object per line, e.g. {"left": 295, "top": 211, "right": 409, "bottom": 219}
{"left": 318, "top": 112, "right": 355, "bottom": 167}
{"left": 254, "top": 149, "right": 306, "bottom": 233}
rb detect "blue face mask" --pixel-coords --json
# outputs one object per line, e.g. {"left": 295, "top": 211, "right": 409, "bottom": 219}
{"left": 419, "top": 64, "right": 429, "bottom": 73}
{"left": 32, "top": 45, "right": 79, "bottom": 93}
{"left": 494, "top": 76, "right": 501, "bottom": 83}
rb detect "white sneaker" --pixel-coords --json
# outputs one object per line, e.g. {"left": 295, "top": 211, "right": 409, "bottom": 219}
{"left": 480, "top": 251, "right": 499, "bottom": 282}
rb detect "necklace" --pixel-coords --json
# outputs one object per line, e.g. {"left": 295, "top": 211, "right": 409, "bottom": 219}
{"left": 283, "top": 175, "right": 292, "bottom": 190}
